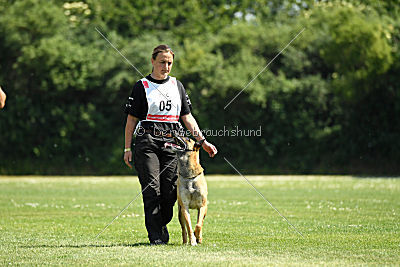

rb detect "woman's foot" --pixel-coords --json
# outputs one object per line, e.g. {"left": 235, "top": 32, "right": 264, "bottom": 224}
{"left": 150, "top": 239, "right": 166, "bottom": 246}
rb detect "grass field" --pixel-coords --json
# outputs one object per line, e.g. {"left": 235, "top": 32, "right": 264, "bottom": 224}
{"left": 0, "top": 175, "right": 399, "bottom": 266}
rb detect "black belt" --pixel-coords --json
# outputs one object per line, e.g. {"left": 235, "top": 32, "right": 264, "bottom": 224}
{"left": 143, "top": 129, "right": 173, "bottom": 138}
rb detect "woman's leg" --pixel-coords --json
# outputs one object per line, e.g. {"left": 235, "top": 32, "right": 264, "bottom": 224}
{"left": 134, "top": 136, "right": 163, "bottom": 243}
{"left": 159, "top": 144, "right": 179, "bottom": 227}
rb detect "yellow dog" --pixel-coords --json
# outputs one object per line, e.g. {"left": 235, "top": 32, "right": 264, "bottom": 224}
{"left": 165, "top": 137, "right": 207, "bottom": 246}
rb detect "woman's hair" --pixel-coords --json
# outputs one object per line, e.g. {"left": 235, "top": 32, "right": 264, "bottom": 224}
{"left": 152, "top": 44, "right": 174, "bottom": 60}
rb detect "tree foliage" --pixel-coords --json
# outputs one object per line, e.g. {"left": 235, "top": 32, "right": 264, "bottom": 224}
{"left": 0, "top": 0, "right": 399, "bottom": 175}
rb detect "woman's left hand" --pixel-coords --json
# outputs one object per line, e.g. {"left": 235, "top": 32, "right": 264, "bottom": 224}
{"left": 202, "top": 140, "right": 218, "bottom": 157}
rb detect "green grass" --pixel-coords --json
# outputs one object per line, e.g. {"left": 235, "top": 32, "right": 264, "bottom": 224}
{"left": 0, "top": 175, "right": 399, "bottom": 266}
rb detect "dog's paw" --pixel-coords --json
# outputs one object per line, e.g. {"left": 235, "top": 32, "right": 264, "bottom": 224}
{"left": 194, "top": 225, "right": 202, "bottom": 244}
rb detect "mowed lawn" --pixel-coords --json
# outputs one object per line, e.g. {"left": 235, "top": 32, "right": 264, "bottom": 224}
{"left": 0, "top": 175, "right": 399, "bottom": 266}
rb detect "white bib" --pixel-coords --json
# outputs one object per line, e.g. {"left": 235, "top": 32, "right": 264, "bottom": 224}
{"left": 141, "top": 77, "right": 181, "bottom": 123}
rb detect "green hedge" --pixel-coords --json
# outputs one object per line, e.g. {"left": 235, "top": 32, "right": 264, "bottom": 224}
{"left": 1, "top": 0, "right": 399, "bottom": 175}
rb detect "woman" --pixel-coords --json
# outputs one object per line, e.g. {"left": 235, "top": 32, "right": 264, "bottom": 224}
{"left": 123, "top": 44, "right": 217, "bottom": 245}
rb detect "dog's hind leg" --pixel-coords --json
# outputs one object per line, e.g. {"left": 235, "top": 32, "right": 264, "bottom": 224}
{"left": 195, "top": 205, "right": 207, "bottom": 244}
{"left": 178, "top": 205, "right": 188, "bottom": 244}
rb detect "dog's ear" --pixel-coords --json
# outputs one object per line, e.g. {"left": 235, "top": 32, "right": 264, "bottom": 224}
{"left": 194, "top": 142, "right": 201, "bottom": 151}
{"left": 194, "top": 139, "right": 205, "bottom": 151}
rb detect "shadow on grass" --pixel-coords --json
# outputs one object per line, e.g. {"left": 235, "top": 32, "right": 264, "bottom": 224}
{"left": 354, "top": 175, "right": 400, "bottom": 179}
{"left": 20, "top": 242, "right": 169, "bottom": 248}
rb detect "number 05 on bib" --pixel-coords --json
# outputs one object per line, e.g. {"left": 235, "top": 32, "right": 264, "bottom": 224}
{"left": 141, "top": 77, "right": 181, "bottom": 123}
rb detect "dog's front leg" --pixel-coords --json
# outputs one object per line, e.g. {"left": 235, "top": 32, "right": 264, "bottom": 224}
{"left": 178, "top": 205, "right": 188, "bottom": 244}
{"left": 181, "top": 204, "right": 197, "bottom": 246}
{"left": 195, "top": 205, "right": 207, "bottom": 244}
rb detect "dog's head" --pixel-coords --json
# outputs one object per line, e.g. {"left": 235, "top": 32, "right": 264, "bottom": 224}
{"left": 164, "top": 136, "right": 204, "bottom": 178}
{"left": 164, "top": 136, "right": 203, "bottom": 154}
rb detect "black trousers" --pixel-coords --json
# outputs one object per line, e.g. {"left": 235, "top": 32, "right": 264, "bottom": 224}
{"left": 134, "top": 134, "right": 178, "bottom": 242}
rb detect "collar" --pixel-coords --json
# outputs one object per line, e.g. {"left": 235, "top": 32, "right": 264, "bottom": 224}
{"left": 147, "top": 74, "right": 170, "bottom": 84}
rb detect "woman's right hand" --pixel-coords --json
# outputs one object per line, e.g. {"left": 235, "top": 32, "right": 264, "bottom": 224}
{"left": 124, "top": 151, "right": 133, "bottom": 169}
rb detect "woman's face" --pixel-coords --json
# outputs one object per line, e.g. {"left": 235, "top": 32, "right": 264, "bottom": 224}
{"left": 151, "top": 51, "right": 174, "bottom": 80}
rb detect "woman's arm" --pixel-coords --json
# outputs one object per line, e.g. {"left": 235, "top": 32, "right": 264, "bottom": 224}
{"left": 181, "top": 113, "right": 218, "bottom": 157}
{"left": 124, "top": 114, "right": 139, "bottom": 168}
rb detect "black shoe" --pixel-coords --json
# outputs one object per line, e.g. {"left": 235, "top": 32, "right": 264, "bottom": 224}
{"left": 161, "top": 226, "right": 169, "bottom": 244}
{"left": 150, "top": 239, "right": 165, "bottom": 246}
